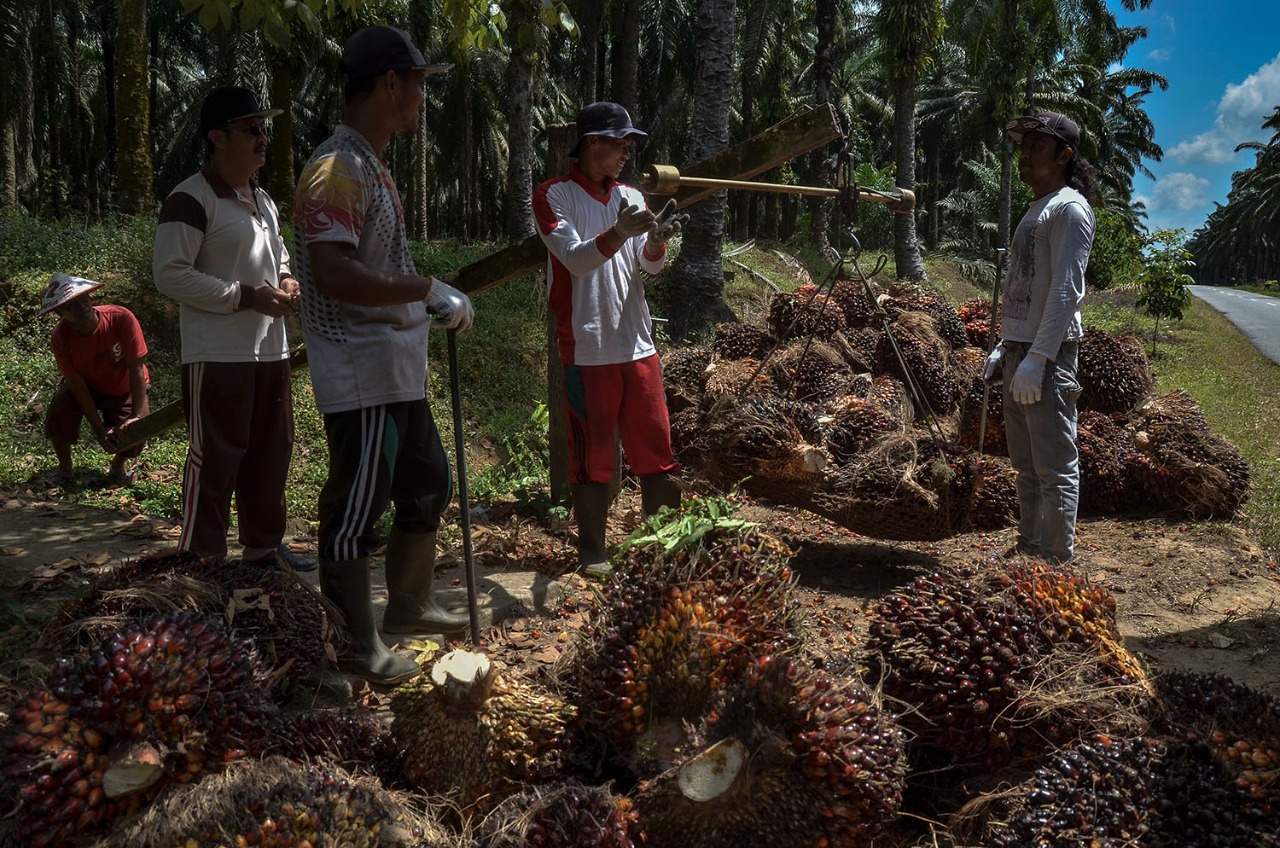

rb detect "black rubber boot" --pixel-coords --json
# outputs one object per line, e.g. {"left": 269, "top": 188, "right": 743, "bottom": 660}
{"left": 319, "top": 557, "right": 421, "bottom": 685}
{"left": 571, "top": 482, "right": 612, "bottom": 575}
{"left": 639, "top": 472, "right": 681, "bottom": 518}
{"left": 381, "top": 530, "right": 471, "bottom": 635}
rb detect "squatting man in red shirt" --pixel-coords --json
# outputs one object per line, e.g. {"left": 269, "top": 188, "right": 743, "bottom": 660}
{"left": 39, "top": 273, "right": 151, "bottom": 488}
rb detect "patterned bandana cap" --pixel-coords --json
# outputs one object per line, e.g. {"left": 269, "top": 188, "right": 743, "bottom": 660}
{"left": 1005, "top": 112, "right": 1081, "bottom": 149}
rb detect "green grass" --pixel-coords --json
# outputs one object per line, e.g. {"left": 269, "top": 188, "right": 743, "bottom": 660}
{"left": 2, "top": 213, "right": 1278, "bottom": 557}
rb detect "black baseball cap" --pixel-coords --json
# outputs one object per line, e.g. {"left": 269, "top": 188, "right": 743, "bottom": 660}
{"left": 340, "top": 25, "right": 453, "bottom": 80}
{"left": 1005, "top": 111, "right": 1081, "bottom": 149}
{"left": 569, "top": 102, "right": 648, "bottom": 158}
{"left": 199, "top": 87, "right": 282, "bottom": 135}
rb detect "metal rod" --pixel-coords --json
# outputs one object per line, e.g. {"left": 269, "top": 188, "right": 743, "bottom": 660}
{"left": 447, "top": 329, "right": 483, "bottom": 645}
{"left": 977, "top": 247, "right": 1008, "bottom": 456}
{"left": 639, "top": 164, "right": 915, "bottom": 212}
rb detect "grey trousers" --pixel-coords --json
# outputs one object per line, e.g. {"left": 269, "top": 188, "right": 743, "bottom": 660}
{"left": 1002, "top": 341, "right": 1082, "bottom": 564}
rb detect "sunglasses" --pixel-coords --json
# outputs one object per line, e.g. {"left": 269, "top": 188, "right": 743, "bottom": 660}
{"left": 222, "top": 123, "right": 270, "bottom": 139}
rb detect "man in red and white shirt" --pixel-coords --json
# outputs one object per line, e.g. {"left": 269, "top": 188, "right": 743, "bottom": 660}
{"left": 40, "top": 274, "right": 150, "bottom": 487}
{"left": 533, "top": 101, "right": 687, "bottom": 575}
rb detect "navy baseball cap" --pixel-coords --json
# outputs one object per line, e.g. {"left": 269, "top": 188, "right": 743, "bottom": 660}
{"left": 1005, "top": 111, "right": 1081, "bottom": 149}
{"left": 569, "top": 102, "right": 648, "bottom": 158}
{"left": 340, "top": 25, "right": 452, "bottom": 80}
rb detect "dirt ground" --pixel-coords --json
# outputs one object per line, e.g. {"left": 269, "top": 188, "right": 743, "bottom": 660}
{"left": 3, "top": 479, "right": 1278, "bottom": 702}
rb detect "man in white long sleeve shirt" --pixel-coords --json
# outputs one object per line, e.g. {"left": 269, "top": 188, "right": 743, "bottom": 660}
{"left": 533, "top": 102, "right": 686, "bottom": 575}
{"left": 992, "top": 111, "right": 1097, "bottom": 565}
{"left": 153, "top": 87, "right": 313, "bottom": 571}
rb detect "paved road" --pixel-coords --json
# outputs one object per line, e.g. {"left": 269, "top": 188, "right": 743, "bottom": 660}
{"left": 1188, "top": 285, "right": 1280, "bottom": 366}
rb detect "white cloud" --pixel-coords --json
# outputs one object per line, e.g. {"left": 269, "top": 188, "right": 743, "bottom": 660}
{"left": 1148, "top": 172, "right": 1212, "bottom": 213}
{"left": 1146, "top": 48, "right": 1172, "bottom": 63}
{"left": 1168, "top": 52, "right": 1280, "bottom": 164}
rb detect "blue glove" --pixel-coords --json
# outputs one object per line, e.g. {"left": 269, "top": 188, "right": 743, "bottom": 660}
{"left": 426, "top": 278, "right": 474, "bottom": 332}
{"left": 1008, "top": 353, "right": 1047, "bottom": 405}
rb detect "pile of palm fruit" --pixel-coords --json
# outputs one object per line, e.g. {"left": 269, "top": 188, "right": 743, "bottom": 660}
{"left": 665, "top": 277, "right": 1251, "bottom": 540}
{"left": 967, "top": 672, "right": 1280, "bottom": 847}
{"left": 0, "top": 610, "right": 278, "bottom": 846}
{"left": 865, "top": 559, "right": 1152, "bottom": 769}
{"left": 40, "top": 549, "right": 342, "bottom": 697}
{"left": 101, "top": 757, "right": 454, "bottom": 848}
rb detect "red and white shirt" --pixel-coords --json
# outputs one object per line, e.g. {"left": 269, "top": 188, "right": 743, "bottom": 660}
{"left": 51, "top": 304, "right": 149, "bottom": 397}
{"left": 534, "top": 166, "right": 667, "bottom": 366}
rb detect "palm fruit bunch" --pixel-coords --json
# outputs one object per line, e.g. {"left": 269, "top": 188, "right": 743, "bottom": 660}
{"left": 827, "top": 277, "right": 883, "bottom": 328}
{"left": 957, "top": 370, "right": 1006, "bottom": 455}
{"left": 967, "top": 456, "right": 1018, "bottom": 530}
{"left": 634, "top": 656, "right": 906, "bottom": 848}
{"left": 956, "top": 298, "right": 996, "bottom": 348}
{"left": 711, "top": 321, "right": 775, "bottom": 361}
{"left": 44, "top": 550, "right": 340, "bottom": 698}
{"left": 0, "top": 610, "right": 275, "bottom": 846}
{"left": 391, "top": 649, "right": 577, "bottom": 813}
{"left": 824, "top": 432, "right": 976, "bottom": 541}
{"left": 866, "top": 561, "right": 1151, "bottom": 767}
{"left": 565, "top": 499, "right": 801, "bottom": 776}
{"left": 266, "top": 709, "right": 404, "bottom": 787}
{"left": 841, "top": 325, "right": 884, "bottom": 369}
{"left": 478, "top": 782, "right": 643, "bottom": 848}
{"left": 667, "top": 406, "right": 707, "bottom": 467}
{"left": 1077, "top": 327, "right": 1154, "bottom": 414}
{"left": 700, "top": 357, "right": 777, "bottom": 411}
{"left": 765, "top": 339, "right": 854, "bottom": 403}
{"left": 102, "top": 756, "right": 455, "bottom": 848}
{"left": 824, "top": 393, "right": 905, "bottom": 464}
{"left": 0, "top": 686, "right": 145, "bottom": 847}
{"left": 703, "top": 395, "right": 830, "bottom": 488}
{"left": 879, "top": 282, "right": 970, "bottom": 350}
{"left": 876, "top": 310, "right": 960, "bottom": 415}
{"left": 986, "top": 736, "right": 1279, "bottom": 848}
{"left": 1127, "top": 391, "right": 1250, "bottom": 518}
{"left": 1077, "top": 411, "right": 1137, "bottom": 514}
{"left": 1147, "top": 672, "right": 1280, "bottom": 810}
{"left": 765, "top": 284, "right": 845, "bottom": 341}
{"left": 660, "top": 345, "right": 710, "bottom": 414}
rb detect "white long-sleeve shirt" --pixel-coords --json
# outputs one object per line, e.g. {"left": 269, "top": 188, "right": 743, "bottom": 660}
{"left": 1001, "top": 186, "right": 1094, "bottom": 360}
{"left": 153, "top": 168, "right": 291, "bottom": 364}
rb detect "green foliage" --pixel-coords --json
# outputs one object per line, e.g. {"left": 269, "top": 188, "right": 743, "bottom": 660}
{"left": 1135, "top": 228, "right": 1195, "bottom": 350}
{"left": 180, "top": 0, "right": 374, "bottom": 47}
{"left": 1087, "top": 208, "right": 1143, "bottom": 291}
{"left": 624, "top": 495, "right": 751, "bottom": 556}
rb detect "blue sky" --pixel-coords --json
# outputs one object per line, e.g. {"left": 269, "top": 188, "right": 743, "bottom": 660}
{"left": 1108, "top": 0, "right": 1280, "bottom": 234}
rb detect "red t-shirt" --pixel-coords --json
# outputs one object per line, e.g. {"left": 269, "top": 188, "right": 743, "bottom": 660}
{"left": 50, "top": 304, "right": 150, "bottom": 397}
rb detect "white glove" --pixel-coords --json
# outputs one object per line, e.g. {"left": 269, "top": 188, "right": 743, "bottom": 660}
{"left": 648, "top": 199, "right": 690, "bottom": 244}
{"left": 1008, "top": 353, "right": 1047, "bottom": 405}
{"left": 613, "top": 202, "right": 656, "bottom": 239}
{"left": 426, "top": 278, "right": 474, "bottom": 332}
{"left": 983, "top": 345, "right": 1005, "bottom": 386}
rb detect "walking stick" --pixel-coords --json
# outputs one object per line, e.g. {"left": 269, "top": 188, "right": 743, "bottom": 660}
{"left": 977, "top": 247, "right": 1008, "bottom": 456}
{"left": 446, "top": 329, "right": 483, "bottom": 644}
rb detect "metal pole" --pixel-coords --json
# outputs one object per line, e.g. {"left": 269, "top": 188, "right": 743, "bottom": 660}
{"left": 446, "top": 329, "right": 482, "bottom": 644}
{"left": 977, "top": 247, "right": 1008, "bottom": 455}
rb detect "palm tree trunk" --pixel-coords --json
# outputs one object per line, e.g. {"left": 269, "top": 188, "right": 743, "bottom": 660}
{"left": 807, "top": 0, "right": 835, "bottom": 256}
{"left": 609, "top": 0, "right": 639, "bottom": 115}
{"left": 267, "top": 54, "right": 295, "bottom": 211}
{"left": 114, "top": 0, "right": 150, "bottom": 214}
{"left": 666, "top": 0, "right": 738, "bottom": 342}
{"left": 892, "top": 77, "right": 924, "bottom": 279}
{"left": 505, "top": 0, "right": 537, "bottom": 240}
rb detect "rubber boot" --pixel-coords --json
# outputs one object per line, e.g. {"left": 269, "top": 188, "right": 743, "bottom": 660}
{"left": 571, "top": 482, "right": 612, "bottom": 575}
{"left": 381, "top": 530, "right": 471, "bottom": 635}
{"left": 319, "top": 557, "right": 421, "bottom": 685}
{"left": 639, "top": 473, "right": 681, "bottom": 518}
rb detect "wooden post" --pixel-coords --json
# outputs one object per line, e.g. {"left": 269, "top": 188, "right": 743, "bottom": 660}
{"left": 545, "top": 123, "right": 576, "bottom": 508}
